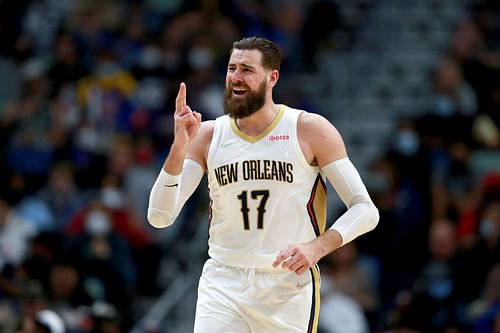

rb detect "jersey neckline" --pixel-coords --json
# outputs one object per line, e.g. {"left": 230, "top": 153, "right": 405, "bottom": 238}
{"left": 229, "top": 105, "right": 285, "bottom": 143}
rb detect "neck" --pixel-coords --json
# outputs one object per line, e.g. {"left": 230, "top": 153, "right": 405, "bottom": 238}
{"left": 235, "top": 102, "right": 279, "bottom": 137}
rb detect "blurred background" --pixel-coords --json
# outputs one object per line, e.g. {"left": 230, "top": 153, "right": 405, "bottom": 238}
{"left": 0, "top": 0, "right": 499, "bottom": 332}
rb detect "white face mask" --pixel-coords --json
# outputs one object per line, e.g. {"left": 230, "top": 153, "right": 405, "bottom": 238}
{"left": 138, "top": 46, "right": 163, "bottom": 69}
{"left": 84, "top": 210, "right": 111, "bottom": 236}
{"left": 135, "top": 77, "right": 167, "bottom": 109}
{"left": 101, "top": 187, "right": 124, "bottom": 209}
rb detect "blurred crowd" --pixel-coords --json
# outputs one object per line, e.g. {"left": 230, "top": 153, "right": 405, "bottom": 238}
{"left": 319, "top": 1, "right": 500, "bottom": 332}
{"left": 0, "top": 0, "right": 498, "bottom": 333}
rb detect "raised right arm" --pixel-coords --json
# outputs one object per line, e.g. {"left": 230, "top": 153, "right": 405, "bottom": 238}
{"left": 147, "top": 83, "right": 213, "bottom": 228}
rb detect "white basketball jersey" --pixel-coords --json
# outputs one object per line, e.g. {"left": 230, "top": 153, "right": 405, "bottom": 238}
{"left": 206, "top": 105, "right": 328, "bottom": 270}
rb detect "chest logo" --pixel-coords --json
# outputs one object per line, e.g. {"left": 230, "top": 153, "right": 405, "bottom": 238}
{"left": 268, "top": 134, "right": 289, "bottom": 142}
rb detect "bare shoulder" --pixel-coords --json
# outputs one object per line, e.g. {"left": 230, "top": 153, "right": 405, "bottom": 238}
{"left": 297, "top": 111, "right": 347, "bottom": 167}
{"left": 198, "top": 120, "right": 216, "bottom": 139}
{"left": 298, "top": 111, "right": 338, "bottom": 133}
{"left": 298, "top": 111, "right": 344, "bottom": 144}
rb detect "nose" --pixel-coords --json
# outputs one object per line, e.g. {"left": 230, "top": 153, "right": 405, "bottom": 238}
{"left": 231, "top": 68, "right": 244, "bottom": 83}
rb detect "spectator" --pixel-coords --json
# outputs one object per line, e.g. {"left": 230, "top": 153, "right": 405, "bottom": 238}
{"left": 0, "top": 196, "right": 37, "bottom": 272}
{"left": 17, "top": 309, "right": 66, "bottom": 333}
{"left": 319, "top": 291, "right": 370, "bottom": 333}
{"left": 320, "top": 242, "right": 380, "bottom": 330}
{"left": 466, "top": 263, "right": 500, "bottom": 332}
{"left": 368, "top": 153, "right": 427, "bottom": 302}
{"left": 37, "top": 162, "right": 85, "bottom": 228}
{"left": 86, "top": 301, "right": 123, "bottom": 333}
{"left": 461, "top": 199, "right": 500, "bottom": 301}
{"left": 47, "top": 258, "right": 93, "bottom": 322}
{"left": 397, "top": 221, "right": 467, "bottom": 332}
{"left": 47, "top": 33, "right": 89, "bottom": 99}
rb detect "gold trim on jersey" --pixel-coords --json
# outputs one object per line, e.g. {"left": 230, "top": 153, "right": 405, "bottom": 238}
{"left": 229, "top": 105, "right": 285, "bottom": 143}
{"left": 307, "top": 264, "right": 321, "bottom": 333}
{"left": 307, "top": 175, "right": 328, "bottom": 236}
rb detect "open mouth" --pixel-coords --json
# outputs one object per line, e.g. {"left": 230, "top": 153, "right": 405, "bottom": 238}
{"left": 231, "top": 86, "right": 247, "bottom": 96}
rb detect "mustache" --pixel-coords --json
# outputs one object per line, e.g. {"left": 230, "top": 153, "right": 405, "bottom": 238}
{"left": 227, "top": 83, "right": 249, "bottom": 90}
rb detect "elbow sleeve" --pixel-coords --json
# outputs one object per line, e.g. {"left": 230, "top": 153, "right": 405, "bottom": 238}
{"left": 148, "top": 208, "right": 175, "bottom": 228}
{"left": 331, "top": 201, "right": 379, "bottom": 245}
{"left": 147, "top": 159, "right": 204, "bottom": 228}
{"left": 147, "top": 170, "right": 181, "bottom": 228}
{"left": 322, "top": 157, "right": 379, "bottom": 245}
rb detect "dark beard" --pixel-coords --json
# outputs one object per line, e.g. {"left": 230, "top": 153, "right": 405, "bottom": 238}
{"left": 223, "top": 80, "right": 266, "bottom": 119}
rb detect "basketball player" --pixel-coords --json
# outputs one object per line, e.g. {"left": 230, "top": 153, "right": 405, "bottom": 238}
{"left": 148, "top": 37, "right": 379, "bottom": 332}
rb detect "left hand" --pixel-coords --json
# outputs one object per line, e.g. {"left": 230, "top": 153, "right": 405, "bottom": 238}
{"left": 272, "top": 242, "right": 323, "bottom": 275}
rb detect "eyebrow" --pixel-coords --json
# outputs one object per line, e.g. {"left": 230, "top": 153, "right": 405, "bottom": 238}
{"left": 228, "top": 62, "right": 256, "bottom": 70}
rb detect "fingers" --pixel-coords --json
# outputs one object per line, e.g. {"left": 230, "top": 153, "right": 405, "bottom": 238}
{"left": 176, "top": 109, "right": 202, "bottom": 130}
{"left": 175, "top": 82, "right": 188, "bottom": 115}
{"left": 274, "top": 253, "right": 306, "bottom": 275}
{"left": 272, "top": 247, "right": 295, "bottom": 268}
{"left": 193, "top": 111, "right": 202, "bottom": 124}
{"left": 295, "top": 265, "right": 309, "bottom": 276}
{"left": 282, "top": 256, "right": 299, "bottom": 270}
{"left": 273, "top": 245, "right": 312, "bottom": 275}
{"left": 174, "top": 83, "right": 202, "bottom": 128}
{"left": 177, "top": 111, "right": 199, "bottom": 125}
{"left": 174, "top": 83, "right": 202, "bottom": 126}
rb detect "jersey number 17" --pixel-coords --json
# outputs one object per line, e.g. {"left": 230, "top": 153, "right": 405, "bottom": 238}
{"left": 237, "top": 190, "right": 269, "bottom": 230}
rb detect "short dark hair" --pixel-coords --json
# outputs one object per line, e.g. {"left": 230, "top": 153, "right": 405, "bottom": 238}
{"left": 230, "top": 37, "right": 281, "bottom": 71}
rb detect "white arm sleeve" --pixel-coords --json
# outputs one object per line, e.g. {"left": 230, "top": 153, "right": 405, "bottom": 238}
{"left": 322, "top": 157, "right": 379, "bottom": 245}
{"left": 147, "top": 159, "right": 204, "bottom": 228}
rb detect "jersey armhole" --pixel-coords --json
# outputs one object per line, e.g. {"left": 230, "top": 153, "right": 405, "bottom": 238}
{"left": 206, "top": 116, "right": 224, "bottom": 168}
{"left": 292, "top": 109, "right": 318, "bottom": 171}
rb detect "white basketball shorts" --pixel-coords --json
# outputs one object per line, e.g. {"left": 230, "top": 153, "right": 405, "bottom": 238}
{"left": 194, "top": 258, "right": 321, "bottom": 333}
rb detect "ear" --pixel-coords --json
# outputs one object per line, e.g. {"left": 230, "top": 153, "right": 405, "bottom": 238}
{"left": 268, "top": 69, "right": 279, "bottom": 88}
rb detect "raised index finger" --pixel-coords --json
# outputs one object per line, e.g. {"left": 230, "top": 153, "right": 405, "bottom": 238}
{"left": 175, "top": 82, "right": 187, "bottom": 113}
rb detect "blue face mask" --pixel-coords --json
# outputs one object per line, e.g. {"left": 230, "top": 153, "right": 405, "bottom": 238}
{"left": 393, "top": 130, "right": 420, "bottom": 157}
{"left": 480, "top": 218, "right": 498, "bottom": 239}
{"left": 433, "top": 95, "right": 456, "bottom": 117}
{"left": 428, "top": 277, "right": 453, "bottom": 300}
